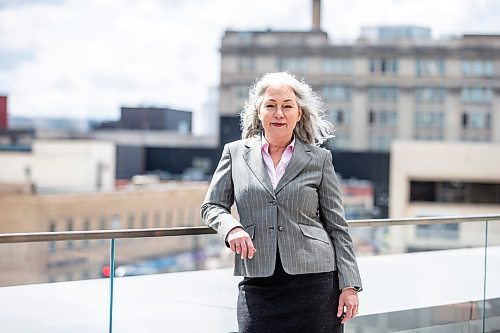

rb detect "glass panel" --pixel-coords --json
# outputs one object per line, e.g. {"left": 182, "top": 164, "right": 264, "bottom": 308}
{"left": 0, "top": 239, "right": 110, "bottom": 332}
{"left": 485, "top": 219, "right": 500, "bottom": 332}
{"left": 113, "top": 234, "right": 236, "bottom": 332}
{"left": 347, "top": 221, "right": 487, "bottom": 332}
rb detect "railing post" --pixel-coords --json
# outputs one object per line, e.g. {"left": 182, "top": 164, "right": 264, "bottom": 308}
{"left": 482, "top": 221, "right": 488, "bottom": 333}
{"left": 109, "top": 238, "right": 115, "bottom": 333}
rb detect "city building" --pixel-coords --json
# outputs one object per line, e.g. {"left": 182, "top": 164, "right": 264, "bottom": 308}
{"left": 98, "top": 106, "right": 192, "bottom": 133}
{"left": 389, "top": 140, "right": 500, "bottom": 252}
{"left": 0, "top": 184, "right": 217, "bottom": 286}
{"left": 91, "top": 106, "right": 218, "bottom": 179}
{"left": 0, "top": 139, "right": 115, "bottom": 193}
{"left": 219, "top": 28, "right": 500, "bottom": 152}
{"left": 216, "top": 0, "right": 499, "bottom": 218}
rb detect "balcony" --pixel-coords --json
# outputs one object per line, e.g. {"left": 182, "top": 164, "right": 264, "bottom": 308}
{"left": 0, "top": 215, "right": 499, "bottom": 332}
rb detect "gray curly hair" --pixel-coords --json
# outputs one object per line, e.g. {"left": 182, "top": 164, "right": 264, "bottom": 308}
{"left": 240, "top": 72, "right": 334, "bottom": 145}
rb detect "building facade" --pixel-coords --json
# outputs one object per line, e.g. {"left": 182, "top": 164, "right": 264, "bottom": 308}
{"left": 0, "top": 184, "right": 221, "bottom": 286}
{"left": 389, "top": 140, "right": 500, "bottom": 252}
{"left": 219, "top": 29, "right": 500, "bottom": 152}
{"left": 0, "top": 139, "right": 116, "bottom": 193}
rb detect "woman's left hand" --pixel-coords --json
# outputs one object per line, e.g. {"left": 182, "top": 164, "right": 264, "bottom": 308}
{"left": 337, "top": 288, "right": 359, "bottom": 324}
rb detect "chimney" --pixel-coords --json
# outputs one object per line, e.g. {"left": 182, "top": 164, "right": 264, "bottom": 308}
{"left": 312, "top": 0, "right": 321, "bottom": 31}
{"left": 0, "top": 96, "right": 7, "bottom": 129}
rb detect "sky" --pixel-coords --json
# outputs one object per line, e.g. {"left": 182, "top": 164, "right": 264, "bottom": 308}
{"left": 0, "top": 0, "right": 499, "bottom": 129}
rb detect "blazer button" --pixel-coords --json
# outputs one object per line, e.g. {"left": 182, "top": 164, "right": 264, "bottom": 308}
{"left": 271, "top": 200, "right": 277, "bottom": 205}
{"left": 278, "top": 226, "right": 283, "bottom": 231}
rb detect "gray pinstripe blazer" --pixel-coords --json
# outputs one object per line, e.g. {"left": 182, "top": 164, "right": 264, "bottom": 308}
{"left": 201, "top": 136, "right": 362, "bottom": 290}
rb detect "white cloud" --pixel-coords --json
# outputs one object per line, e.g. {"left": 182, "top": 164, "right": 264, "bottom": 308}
{"left": 0, "top": 0, "right": 499, "bottom": 124}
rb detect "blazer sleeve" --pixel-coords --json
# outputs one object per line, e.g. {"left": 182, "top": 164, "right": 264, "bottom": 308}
{"left": 200, "top": 144, "right": 243, "bottom": 244}
{"left": 318, "top": 150, "right": 363, "bottom": 291}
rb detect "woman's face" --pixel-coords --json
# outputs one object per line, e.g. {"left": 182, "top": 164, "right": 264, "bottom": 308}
{"left": 258, "top": 84, "right": 302, "bottom": 141}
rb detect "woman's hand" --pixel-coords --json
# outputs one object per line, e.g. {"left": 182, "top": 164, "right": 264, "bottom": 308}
{"left": 337, "top": 288, "right": 359, "bottom": 324}
{"left": 227, "top": 227, "right": 257, "bottom": 260}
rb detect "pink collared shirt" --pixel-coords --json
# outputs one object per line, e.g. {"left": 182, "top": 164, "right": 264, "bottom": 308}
{"left": 261, "top": 135, "right": 295, "bottom": 189}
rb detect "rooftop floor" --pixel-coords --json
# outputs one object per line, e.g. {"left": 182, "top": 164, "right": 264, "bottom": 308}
{"left": 1, "top": 246, "right": 499, "bottom": 332}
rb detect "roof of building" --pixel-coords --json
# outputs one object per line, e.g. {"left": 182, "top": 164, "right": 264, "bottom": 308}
{"left": 0, "top": 246, "right": 498, "bottom": 332}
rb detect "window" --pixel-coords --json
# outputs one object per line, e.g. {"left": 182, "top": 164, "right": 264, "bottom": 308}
{"left": 463, "top": 135, "right": 489, "bottom": 142}
{"left": 462, "top": 60, "right": 494, "bottom": 77}
{"left": 236, "top": 85, "right": 249, "bottom": 99}
{"left": 415, "top": 111, "right": 444, "bottom": 129}
{"left": 322, "top": 58, "right": 353, "bottom": 75}
{"left": 321, "top": 85, "right": 351, "bottom": 101}
{"left": 186, "top": 209, "right": 195, "bottom": 225}
{"left": 410, "top": 181, "right": 500, "bottom": 204}
{"left": 99, "top": 216, "right": 107, "bottom": 230}
{"left": 141, "top": 212, "right": 148, "bottom": 229}
{"left": 127, "top": 214, "right": 135, "bottom": 229}
{"left": 67, "top": 218, "right": 74, "bottom": 250}
{"left": 369, "top": 109, "right": 398, "bottom": 127}
{"left": 462, "top": 112, "right": 491, "bottom": 130}
{"left": 83, "top": 218, "right": 91, "bottom": 248}
{"left": 415, "top": 133, "right": 443, "bottom": 141}
{"left": 416, "top": 59, "right": 445, "bottom": 77}
{"left": 177, "top": 208, "right": 185, "bottom": 227}
{"left": 193, "top": 157, "right": 212, "bottom": 173}
{"left": 416, "top": 224, "right": 459, "bottom": 239}
{"left": 415, "top": 88, "right": 445, "bottom": 103}
{"left": 370, "top": 58, "right": 398, "bottom": 75}
{"left": 99, "top": 216, "right": 107, "bottom": 244}
{"left": 327, "top": 109, "right": 350, "bottom": 125}
{"left": 154, "top": 212, "right": 161, "bottom": 228}
{"left": 369, "top": 87, "right": 398, "bottom": 102}
{"left": 461, "top": 87, "right": 493, "bottom": 104}
{"left": 332, "top": 133, "right": 350, "bottom": 150}
{"left": 165, "top": 210, "right": 172, "bottom": 227}
{"left": 238, "top": 57, "right": 255, "bottom": 72}
{"left": 369, "top": 134, "right": 392, "bottom": 151}
{"left": 48, "top": 220, "right": 56, "bottom": 253}
{"left": 111, "top": 215, "right": 121, "bottom": 230}
{"left": 278, "top": 57, "right": 308, "bottom": 73}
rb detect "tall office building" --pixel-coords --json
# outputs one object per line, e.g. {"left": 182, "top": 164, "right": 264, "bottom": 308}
{"left": 218, "top": 11, "right": 500, "bottom": 151}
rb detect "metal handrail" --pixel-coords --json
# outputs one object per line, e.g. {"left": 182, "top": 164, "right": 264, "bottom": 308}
{"left": 1, "top": 214, "right": 499, "bottom": 244}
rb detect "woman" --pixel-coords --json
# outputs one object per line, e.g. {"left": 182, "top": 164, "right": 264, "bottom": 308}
{"left": 201, "top": 72, "right": 362, "bottom": 333}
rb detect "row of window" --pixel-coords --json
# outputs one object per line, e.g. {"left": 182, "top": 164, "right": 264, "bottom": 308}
{"left": 332, "top": 130, "right": 492, "bottom": 151}
{"left": 238, "top": 57, "right": 496, "bottom": 77}
{"left": 410, "top": 181, "right": 500, "bottom": 204}
{"left": 236, "top": 85, "right": 494, "bottom": 104}
{"left": 47, "top": 208, "right": 200, "bottom": 253}
{"left": 328, "top": 109, "right": 491, "bottom": 130}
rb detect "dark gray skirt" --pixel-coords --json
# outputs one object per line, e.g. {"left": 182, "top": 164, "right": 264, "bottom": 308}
{"left": 237, "top": 253, "right": 343, "bottom": 333}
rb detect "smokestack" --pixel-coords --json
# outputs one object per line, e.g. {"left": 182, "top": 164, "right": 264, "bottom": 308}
{"left": 0, "top": 96, "right": 7, "bottom": 129}
{"left": 312, "top": 0, "right": 321, "bottom": 31}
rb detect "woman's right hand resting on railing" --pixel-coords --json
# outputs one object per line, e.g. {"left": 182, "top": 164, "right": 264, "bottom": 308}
{"left": 226, "top": 227, "right": 257, "bottom": 260}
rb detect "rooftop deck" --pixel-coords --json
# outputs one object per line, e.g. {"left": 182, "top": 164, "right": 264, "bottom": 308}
{"left": 1, "top": 246, "right": 499, "bottom": 332}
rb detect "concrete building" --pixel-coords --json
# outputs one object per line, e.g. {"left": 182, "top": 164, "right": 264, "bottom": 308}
{"left": 216, "top": 1, "right": 499, "bottom": 218}
{"left": 219, "top": 28, "right": 500, "bottom": 152}
{"left": 0, "top": 184, "right": 217, "bottom": 286}
{"left": 91, "top": 106, "right": 218, "bottom": 180}
{"left": 389, "top": 140, "right": 500, "bottom": 252}
{"left": 98, "top": 106, "right": 193, "bottom": 133}
{"left": 0, "top": 139, "right": 115, "bottom": 193}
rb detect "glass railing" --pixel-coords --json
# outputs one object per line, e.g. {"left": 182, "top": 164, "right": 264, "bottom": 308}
{"left": 0, "top": 215, "right": 499, "bottom": 333}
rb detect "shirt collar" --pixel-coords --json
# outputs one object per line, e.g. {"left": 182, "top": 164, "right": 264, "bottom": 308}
{"left": 261, "top": 133, "right": 295, "bottom": 152}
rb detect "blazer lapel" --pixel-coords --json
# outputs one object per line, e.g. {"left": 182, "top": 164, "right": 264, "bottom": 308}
{"left": 243, "top": 137, "right": 276, "bottom": 198}
{"left": 274, "top": 140, "right": 312, "bottom": 194}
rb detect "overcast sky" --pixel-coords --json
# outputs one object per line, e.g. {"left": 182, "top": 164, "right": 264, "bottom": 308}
{"left": 0, "top": 0, "right": 499, "bottom": 127}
